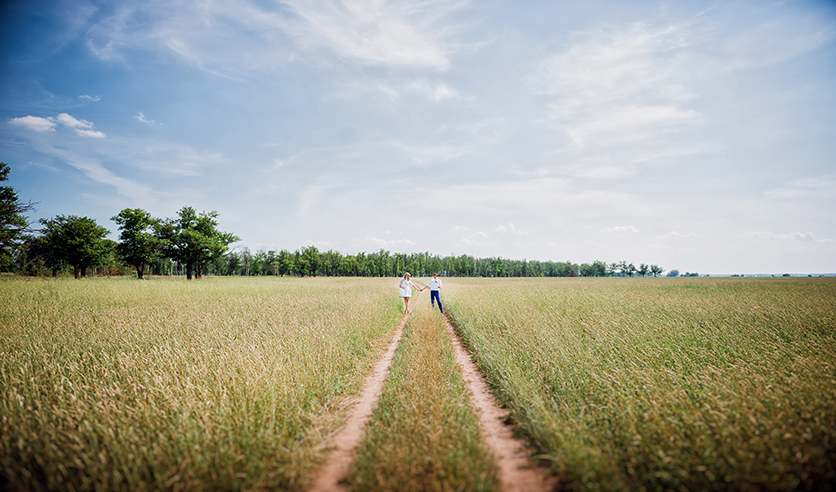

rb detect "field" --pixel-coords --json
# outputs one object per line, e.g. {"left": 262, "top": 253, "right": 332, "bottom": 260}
{"left": 445, "top": 277, "right": 836, "bottom": 491}
{"left": 0, "top": 276, "right": 401, "bottom": 490}
{"left": 1, "top": 275, "right": 835, "bottom": 491}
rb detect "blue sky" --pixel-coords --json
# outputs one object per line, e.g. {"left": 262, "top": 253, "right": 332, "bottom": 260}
{"left": 2, "top": 0, "right": 835, "bottom": 274}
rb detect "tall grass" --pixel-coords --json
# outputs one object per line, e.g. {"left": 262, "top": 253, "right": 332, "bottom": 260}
{"left": 348, "top": 293, "right": 500, "bottom": 492}
{"left": 0, "top": 276, "right": 401, "bottom": 491}
{"left": 445, "top": 277, "right": 836, "bottom": 491}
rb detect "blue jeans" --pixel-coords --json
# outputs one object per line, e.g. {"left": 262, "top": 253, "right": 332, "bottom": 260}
{"left": 430, "top": 290, "right": 443, "bottom": 313}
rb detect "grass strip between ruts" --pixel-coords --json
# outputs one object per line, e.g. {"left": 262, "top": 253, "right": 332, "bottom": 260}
{"left": 347, "top": 294, "right": 500, "bottom": 492}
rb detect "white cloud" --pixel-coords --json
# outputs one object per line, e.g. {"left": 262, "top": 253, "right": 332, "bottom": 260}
{"left": 79, "top": 94, "right": 101, "bottom": 102}
{"left": 657, "top": 231, "right": 697, "bottom": 239}
{"left": 279, "top": 0, "right": 459, "bottom": 69}
{"left": 494, "top": 223, "right": 527, "bottom": 235}
{"left": 604, "top": 225, "right": 639, "bottom": 233}
{"left": 388, "top": 140, "right": 469, "bottom": 165}
{"left": 135, "top": 112, "right": 154, "bottom": 124}
{"left": 75, "top": 129, "right": 107, "bottom": 138}
{"left": 10, "top": 116, "right": 57, "bottom": 132}
{"left": 747, "top": 232, "right": 832, "bottom": 244}
{"left": 764, "top": 177, "right": 836, "bottom": 200}
{"left": 11, "top": 113, "right": 106, "bottom": 137}
{"left": 533, "top": 20, "right": 709, "bottom": 178}
{"left": 40, "top": 145, "right": 153, "bottom": 203}
{"left": 365, "top": 236, "right": 416, "bottom": 247}
{"left": 83, "top": 0, "right": 467, "bottom": 78}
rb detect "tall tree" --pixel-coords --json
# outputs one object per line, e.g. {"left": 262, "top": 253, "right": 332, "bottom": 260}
{"left": 112, "top": 208, "right": 159, "bottom": 279}
{"left": 296, "top": 245, "right": 321, "bottom": 276}
{"left": 39, "top": 215, "right": 111, "bottom": 278}
{"left": 0, "top": 163, "right": 37, "bottom": 270}
{"left": 277, "top": 249, "right": 294, "bottom": 276}
{"left": 650, "top": 264, "right": 664, "bottom": 277}
{"left": 155, "top": 207, "right": 238, "bottom": 280}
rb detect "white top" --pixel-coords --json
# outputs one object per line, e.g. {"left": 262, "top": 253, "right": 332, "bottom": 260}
{"left": 399, "top": 278, "right": 416, "bottom": 297}
{"left": 426, "top": 278, "right": 442, "bottom": 291}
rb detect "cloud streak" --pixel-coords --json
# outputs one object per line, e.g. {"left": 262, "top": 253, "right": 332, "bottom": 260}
{"left": 10, "top": 113, "right": 105, "bottom": 137}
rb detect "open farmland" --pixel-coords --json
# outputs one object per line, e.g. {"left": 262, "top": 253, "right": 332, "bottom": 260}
{"left": 0, "top": 276, "right": 401, "bottom": 491}
{"left": 445, "top": 277, "right": 836, "bottom": 491}
{"left": 1, "top": 275, "right": 835, "bottom": 491}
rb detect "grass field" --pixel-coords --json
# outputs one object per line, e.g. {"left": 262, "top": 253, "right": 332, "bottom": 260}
{"left": 2, "top": 275, "right": 834, "bottom": 491}
{"left": 0, "top": 276, "right": 401, "bottom": 491}
{"left": 445, "top": 277, "right": 836, "bottom": 491}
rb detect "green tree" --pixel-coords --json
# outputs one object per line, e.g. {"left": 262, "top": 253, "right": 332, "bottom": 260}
{"left": 112, "top": 208, "right": 159, "bottom": 279}
{"left": 0, "top": 163, "right": 37, "bottom": 270}
{"left": 39, "top": 215, "right": 111, "bottom": 278}
{"left": 590, "top": 260, "right": 608, "bottom": 277}
{"left": 638, "top": 263, "right": 649, "bottom": 277}
{"left": 296, "top": 245, "right": 321, "bottom": 276}
{"left": 155, "top": 207, "right": 238, "bottom": 280}
{"left": 650, "top": 264, "right": 664, "bottom": 277}
{"left": 21, "top": 235, "right": 62, "bottom": 276}
{"left": 277, "top": 249, "right": 294, "bottom": 276}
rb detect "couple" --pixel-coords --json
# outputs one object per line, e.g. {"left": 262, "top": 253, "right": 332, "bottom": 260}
{"left": 399, "top": 273, "right": 443, "bottom": 315}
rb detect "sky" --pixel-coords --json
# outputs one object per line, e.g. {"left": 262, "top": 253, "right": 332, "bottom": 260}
{"left": 1, "top": 0, "right": 835, "bottom": 275}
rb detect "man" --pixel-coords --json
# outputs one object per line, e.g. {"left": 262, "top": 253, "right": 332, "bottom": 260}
{"left": 425, "top": 273, "right": 443, "bottom": 313}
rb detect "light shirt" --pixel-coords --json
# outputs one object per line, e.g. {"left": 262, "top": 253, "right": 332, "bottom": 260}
{"left": 426, "top": 278, "right": 442, "bottom": 291}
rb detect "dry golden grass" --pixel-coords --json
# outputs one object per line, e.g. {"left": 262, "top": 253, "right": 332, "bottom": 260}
{"left": 0, "top": 276, "right": 401, "bottom": 491}
{"left": 347, "top": 292, "right": 500, "bottom": 492}
{"left": 445, "top": 277, "right": 836, "bottom": 491}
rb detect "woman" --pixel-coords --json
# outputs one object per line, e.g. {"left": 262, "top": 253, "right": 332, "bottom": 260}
{"left": 398, "top": 272, "right": 422, "bottom": 314}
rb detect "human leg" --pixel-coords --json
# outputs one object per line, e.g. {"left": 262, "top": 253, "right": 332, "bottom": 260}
{"left": 431, "top": 290, "right": 443, "bottom": 313}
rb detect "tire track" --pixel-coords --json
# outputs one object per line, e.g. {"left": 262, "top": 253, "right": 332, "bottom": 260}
{"left": 443, "top": 314, "right": 559, "bottom": 492}
{"left": 306, "top": 316, "right": 407, "bottom": 492}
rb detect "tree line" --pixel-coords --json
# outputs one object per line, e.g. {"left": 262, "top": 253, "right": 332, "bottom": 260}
{"left": 1, "top": 162, "right": 666, "bottom": 279}
{"left": 210, "top": 248, "right": 666, "bottom": 278}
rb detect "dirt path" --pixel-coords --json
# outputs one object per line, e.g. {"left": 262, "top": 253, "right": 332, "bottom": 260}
{"left": 307, "top": 312, "right": 556, "bottom": 492}
{"left": 443, "top": 315, "right": 559, "bottom": 492}
{"left": 306, "top": 316, "right": 407, "bottom": 492}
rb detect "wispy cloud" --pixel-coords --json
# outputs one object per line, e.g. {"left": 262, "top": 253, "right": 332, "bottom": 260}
{"left": 135, "top": 113, "right": 154, "bottom": 124}
{"left": 82, "top": 0, "right": 467, "bottom": 78}
{"left": 533, "top": 20, "right": 708, "bottom": 177}
{"left": 494, "top": 223, "right": 527, "bottom": 235}
{"left": 764, "top": 176, "right": 836, "bottom": 200}
{"left": 279, "top": 0, "right": 463, "bottom": 69}
{"left": 39, "top": 145, "right": 153, "bottom": 203}
{"left": 365, "top": 236, "right": 417, "bottom": 248}
{"left": 604, "top": 225, "right": 639, "bottom": 233}
{"left": 747, "top": 232, "right": 832, "bottom": 244}
{"left": 656, "top": 231, "right": 697, "bottom": 239}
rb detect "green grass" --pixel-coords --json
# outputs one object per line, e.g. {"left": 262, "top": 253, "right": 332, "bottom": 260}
{"left": 5, "top": 275, "right": 834, "bottom": 491}
{"left": 347, "top": 293, "right": 500, "bottom": 492}
{"left": 0, "top": 276, "right": 401, "bottom": 491}
{"left": 445, "top": 277, "right": 836, "bottom": 492}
